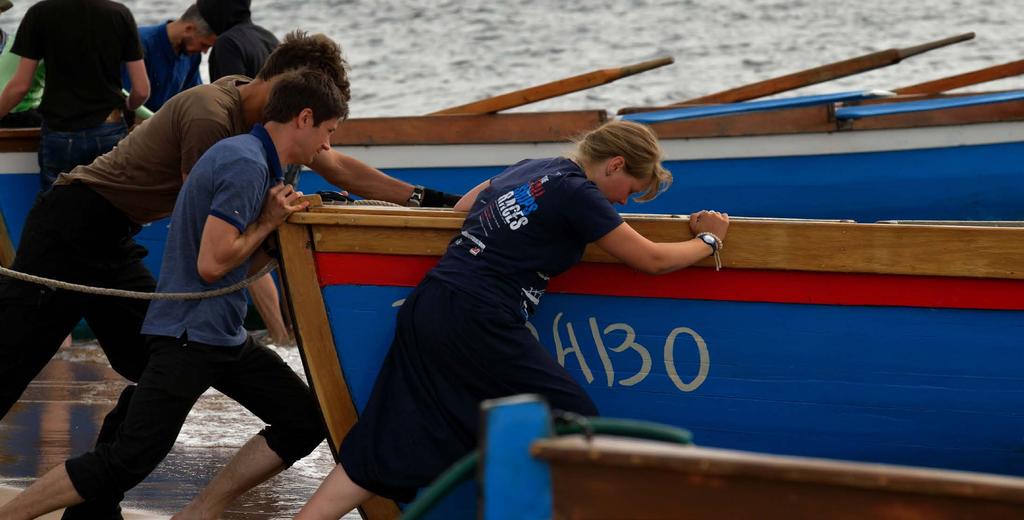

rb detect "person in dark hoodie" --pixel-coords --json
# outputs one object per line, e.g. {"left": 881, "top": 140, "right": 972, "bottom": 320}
{"left": 198, "top": 0, "right": 279, "bottom": 80}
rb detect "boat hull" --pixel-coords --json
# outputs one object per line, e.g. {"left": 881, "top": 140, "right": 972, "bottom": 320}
{"left": 317, "top": 256, "right": 1024, "bottom": 477}
{"left": 0, "top": 167, "right": 171, "bottom": 276}
{"left": 276, "top": 206, "right": 1024, "bottom": 519}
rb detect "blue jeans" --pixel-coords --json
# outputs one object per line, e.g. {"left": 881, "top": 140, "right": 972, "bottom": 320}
{"left": 38, "top": 121, "right": 127, "bottom": 190}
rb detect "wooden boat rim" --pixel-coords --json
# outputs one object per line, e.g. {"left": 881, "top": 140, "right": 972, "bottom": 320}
{"left": 289, "top": 205, "right": 1024, "bottom": 280}
{"left": 532, "top": 435, "right": 1024, "bottom": 503}
{"left": 4, "top": 93, "right": 1024, "bottom": 151}
{"left": 293, "top": 204, "right": 1024, "bottom": 228}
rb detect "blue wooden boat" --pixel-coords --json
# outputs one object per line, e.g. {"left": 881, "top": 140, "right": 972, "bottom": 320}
{"left": 277, "top": 202, "right": 1024, "bottom": 518}
{"left": 4, "top": 90, "right": 1024, "bottom": 272}
{"left": 300, "top": 90, "right": 1024, "bottom": 223}
{"left": 0, "top": 129, "right": 171, "bottom": 274}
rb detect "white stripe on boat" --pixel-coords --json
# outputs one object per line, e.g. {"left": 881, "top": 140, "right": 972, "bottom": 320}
{"left": 0, "top": 153, "right": 40, "bottom": 174}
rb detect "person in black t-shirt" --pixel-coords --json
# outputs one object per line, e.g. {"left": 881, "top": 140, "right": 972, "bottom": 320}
{"left": 0, "top": 0, "right": 150, "bottom": 190}
{"left": 296, "top": 121, "right": 731, "bottom": 517}
{"left": 198, "top": 0, "right": 279, "bottom": 81}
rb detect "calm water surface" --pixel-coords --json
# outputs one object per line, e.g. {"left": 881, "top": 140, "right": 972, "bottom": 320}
{"left": 2, "top": 0, "right": 1023, "bottom": 518}
{"left": 2, "top": 0, "right": 1024, "bottom": 118}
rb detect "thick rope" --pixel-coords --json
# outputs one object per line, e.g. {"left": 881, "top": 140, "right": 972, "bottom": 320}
{"left": 0, "top": 199, "right": 396, "bottom": 300}
{"left": 345, "top": 199, "right": 402, "bottom": 207}
{"left": 0, "top": 261, "right": 277, "bottom": 300}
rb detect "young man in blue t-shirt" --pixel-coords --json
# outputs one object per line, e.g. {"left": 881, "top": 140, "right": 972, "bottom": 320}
{"left": 0, "top": 69, "right": 346, "bottom": 520}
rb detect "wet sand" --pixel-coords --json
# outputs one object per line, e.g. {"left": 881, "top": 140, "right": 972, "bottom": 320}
{"left": 0, "top": 340, "right": 360, "bottom": 519}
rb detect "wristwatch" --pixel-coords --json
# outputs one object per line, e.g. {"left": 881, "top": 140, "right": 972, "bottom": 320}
{"left": 406, "top": 185, "right": 425, "bottom": 207}
{"left": 696, "top": 232, "right": 721, "bottom": 254}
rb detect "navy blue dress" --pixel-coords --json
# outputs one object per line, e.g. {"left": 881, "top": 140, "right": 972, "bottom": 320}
{"left": 339, "top": 158, "right": 624, "bottom": 502}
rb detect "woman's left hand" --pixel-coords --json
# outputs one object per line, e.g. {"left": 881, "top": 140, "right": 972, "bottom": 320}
{"left": 689, "top": 210, "right": 729, "bottom": 241}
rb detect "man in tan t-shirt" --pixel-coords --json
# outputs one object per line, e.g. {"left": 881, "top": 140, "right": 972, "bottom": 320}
{"left": 0, "top": 31, "right": 459, "bottom": 519}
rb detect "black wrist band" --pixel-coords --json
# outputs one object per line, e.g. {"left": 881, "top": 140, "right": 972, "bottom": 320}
{"left": 422, "top": 187, "right": 463, "bottom": 208}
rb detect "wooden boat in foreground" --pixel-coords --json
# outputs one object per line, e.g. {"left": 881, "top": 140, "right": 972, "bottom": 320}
{"left": 535, "top": 437, "right": 1024, "bottom": 519}
{"left": 463, "top": 396, "right": 1024, "bottom": 520}
{"left": 277, "top": 201, "right": 1024, "bottom": 518}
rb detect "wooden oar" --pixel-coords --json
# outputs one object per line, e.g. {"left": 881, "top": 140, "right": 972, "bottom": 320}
{"left": 671, "top": 32, "right": 974, "bottom": 106}
{"left": 0, "top": 209, "right": 15, "bottom": 268}
{"left": 893, "top": 59, "right": 1024, "bottom": 95}
{"left": 429, "top": 56, "right": 674, "bottom": 115}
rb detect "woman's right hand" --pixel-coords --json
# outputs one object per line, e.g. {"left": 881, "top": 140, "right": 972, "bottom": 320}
{"left": 689, "top": 210, "right": 729, "bottom": 241}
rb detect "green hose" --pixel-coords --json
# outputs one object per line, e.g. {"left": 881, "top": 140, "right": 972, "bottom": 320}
{"left": 400, "top": 451, "right": 479, "bottom": 520}
{"left": 400, "top": 417, "right": 691, "bottom": 519}
{"left": 554, "top": 416, "right": 693, "bottom": 445}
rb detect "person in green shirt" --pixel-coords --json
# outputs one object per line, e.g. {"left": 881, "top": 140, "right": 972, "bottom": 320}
{"left": 0, "top": 3, "right": 45, "bottom": 128}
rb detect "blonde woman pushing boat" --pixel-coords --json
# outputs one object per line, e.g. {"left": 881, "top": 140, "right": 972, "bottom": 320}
{"left": 296, "top": 120, "right": 730, "bottom": 518}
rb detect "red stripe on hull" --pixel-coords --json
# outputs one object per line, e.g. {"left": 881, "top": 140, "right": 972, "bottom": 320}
{"left": 314, "top": 252, "right": 1024, "bottom": 311}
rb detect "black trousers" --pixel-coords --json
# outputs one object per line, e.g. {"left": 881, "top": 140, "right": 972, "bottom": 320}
{"left": 65, "top": 334, "right": 326, "bottom": 503}
{"left": 0, "top": 183, "right": 156, "bottom": 518}
{"left": 339, "top": 277, "right": 597, "bottom": 503}
{"left": 0, "top": 183, "right": 153, "bottom": 416}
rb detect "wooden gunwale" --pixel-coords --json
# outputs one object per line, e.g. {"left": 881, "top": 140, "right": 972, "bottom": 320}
{"left": 0, "top": 208, "right": 14, "bottom": 267}
{"left": 289, "top": 208, "right": 1024, "bottom": 280}
{"left": 533, "top": 436, "right": 1024, "bottom": 518}
{"left": 533, "top": 436, "right": 1024, "bottom": 502}
{"left": 330, "top": 99, "right": 1024, "bottom": 144}
{"left": 0, "top": 128, "right": 41, "bottom": 153}
{"left": 647, "top": 98, "right": 1024, "bottom": 139}
{"left": 331, "top": 110, "right": 607, "bottom": 146}
{"left": 276, "top": 220, "right": 401, "bottom": 519}
{"left": 5, "top": 98, "right": 1024, "bottom": 153}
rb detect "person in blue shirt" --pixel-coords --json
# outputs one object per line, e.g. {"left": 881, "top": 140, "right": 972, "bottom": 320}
{"left": 0, "top": 69, "right": 346, "bottom": 520}
{"left": 296, "top": 120, "right": 731, "bottom": 517}
{"left": 123, "top": 3, "right": 217, "bottom": 112}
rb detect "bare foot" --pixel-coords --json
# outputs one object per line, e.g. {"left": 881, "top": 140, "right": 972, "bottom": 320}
{"left": 171, "top": 503, "right": 212, "bottom": 520}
